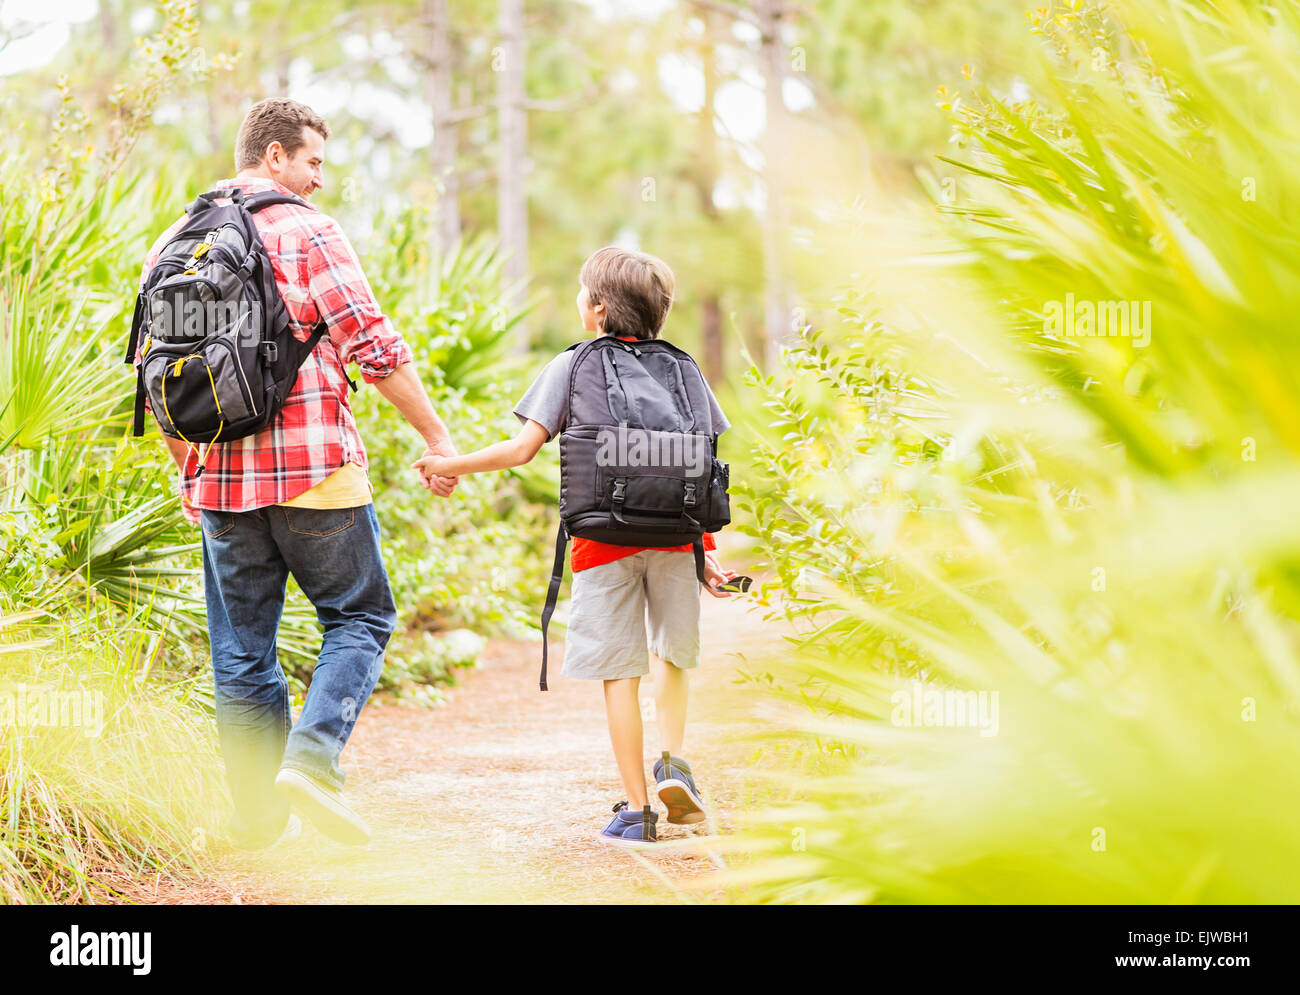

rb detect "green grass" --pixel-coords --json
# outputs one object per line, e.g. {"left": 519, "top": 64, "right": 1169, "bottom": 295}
{"left": 0, "top": 607, "right": 226, "bottom": 904}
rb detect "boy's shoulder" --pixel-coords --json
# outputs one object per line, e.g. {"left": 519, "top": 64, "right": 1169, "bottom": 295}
{"left": 535, "top": 347, "right": 576, "bottom": 382}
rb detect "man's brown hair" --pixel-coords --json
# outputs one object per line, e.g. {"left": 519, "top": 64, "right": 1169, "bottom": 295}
{"left": 579, "top": 246, "right": 676, "bottom": 340}
{"left": 234, "top": 98, "right": 330, "bottom": 171}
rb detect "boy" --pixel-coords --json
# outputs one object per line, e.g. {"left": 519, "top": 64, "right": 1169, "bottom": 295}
{"left": 414, "top": 246, "right": 738, "bottom": 845}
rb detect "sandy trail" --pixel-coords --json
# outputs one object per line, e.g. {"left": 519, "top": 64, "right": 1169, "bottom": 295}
{"left": 142, "top": 585, "right": 790, "bottom": 904}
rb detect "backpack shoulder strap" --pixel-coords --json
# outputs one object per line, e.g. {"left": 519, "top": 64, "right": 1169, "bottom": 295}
{"left": 184, "top": 187, "right": 308, "bottom": 219}
{"left": 564, "top": 337, "right": 607, "bottom": 409}
{"left": 645, "top": 337, "right": 699, "bottom": 364}
{"left": 538, "top": 520, "right": 569, "bottom": 691}
{"left": 692, "top": 535, "right": 708, "bottom": 587}
{"left": 187, "top": 186, "right": 245, "bottom": 215}
{"left": 243, "top": 190, "right": 312, "bottom": 214}
{"left": 223, "top": 192, "right": 335, "bottom": 384}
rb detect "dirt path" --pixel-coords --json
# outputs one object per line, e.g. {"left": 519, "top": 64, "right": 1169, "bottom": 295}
{"left": 152, "top": 581, "right": 790, "bottom": 904}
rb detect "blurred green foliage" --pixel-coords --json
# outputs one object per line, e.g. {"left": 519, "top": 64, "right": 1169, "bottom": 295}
{"left": 6, "top": 0, "right": 1287, "bottom": 907}
{"left": 735, "top": 0, "right": 1300, "bottom": 903}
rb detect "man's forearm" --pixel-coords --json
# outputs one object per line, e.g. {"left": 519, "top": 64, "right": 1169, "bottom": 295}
{"left": 163, "top": 435, "right": 189, "bottom": 470}
{"left": 371, "top": 362, "right": 454, "bottom": 449}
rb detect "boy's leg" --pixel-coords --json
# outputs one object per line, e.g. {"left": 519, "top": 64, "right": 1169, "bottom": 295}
{"left": 200, "top": 508, "right": 293, "bottom": 846}
{"left": 603, "top": 677, "right": 648, "bottom": 808}
{"left": 650, "top": 654, "right": 688, "bottom": 755}
{"left": 268, "top": 504, "right": 397, "bottom": 791}
{"left": 644, "top": 550, "right": 708, "bottom": 824}
{"left": 644, "top": 547, "right": 703, "bottom": 714}
{"left": 567, "top": 554, "right": 654, "bottom": 835}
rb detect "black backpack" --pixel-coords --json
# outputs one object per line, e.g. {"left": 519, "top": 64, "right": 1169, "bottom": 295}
{"left": 538, "top": 335, "right": 732, "bottom": 689}
{"left": 124, "top": 186, "right": 347, "bottom": 473}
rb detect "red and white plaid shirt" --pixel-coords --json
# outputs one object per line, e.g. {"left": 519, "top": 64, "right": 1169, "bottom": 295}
{"left": 136, "top": 176, "right": 412, "bottom": 524}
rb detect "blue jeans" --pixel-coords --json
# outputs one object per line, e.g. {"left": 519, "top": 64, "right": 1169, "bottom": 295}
{"left": 200, "top": 503, "right": 397, "bottom": 845}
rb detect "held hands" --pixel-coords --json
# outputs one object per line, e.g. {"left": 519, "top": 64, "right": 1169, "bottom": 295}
{"left": 412, "top": 452, "right": 448, "bottom": 480}
{"left": 413, "top": 440, "right": 459, "bottom": 497}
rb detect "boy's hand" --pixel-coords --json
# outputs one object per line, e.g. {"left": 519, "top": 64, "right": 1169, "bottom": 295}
{"left": 414, "top": 442, "right": 458, "bottom": 497}
{"left": 702, "top": 550, "right": 738, "bottom": 599}
{"left": 414, "top": 453, "right": 447, "bottom": 478}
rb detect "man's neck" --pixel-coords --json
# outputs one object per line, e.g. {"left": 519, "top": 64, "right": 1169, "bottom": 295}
{"left": 236, "top": 168, "right": 275, "bottom": 182}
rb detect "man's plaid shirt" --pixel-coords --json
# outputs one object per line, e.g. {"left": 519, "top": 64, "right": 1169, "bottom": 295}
{"left": 135, "top": 177, "right": 412, "bottom": 524}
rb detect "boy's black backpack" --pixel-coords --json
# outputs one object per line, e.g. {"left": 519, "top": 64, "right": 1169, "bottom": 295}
{"left": 538, "top": 335, "right": 732, "bottom": 690}
{"left": 123, "top": 186, "right": 345, "bottom": 473}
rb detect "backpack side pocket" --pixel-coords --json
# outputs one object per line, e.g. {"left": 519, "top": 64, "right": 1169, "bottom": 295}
{"left": 705, "top": 458, "right": 731, "bottom": 531}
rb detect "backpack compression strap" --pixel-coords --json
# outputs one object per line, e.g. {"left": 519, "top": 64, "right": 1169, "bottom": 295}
{"left": 126, "top": 293, "right": 149, "bottom": 437}
{"left": 538, "top": 520, "right": 569, "bottom": 691}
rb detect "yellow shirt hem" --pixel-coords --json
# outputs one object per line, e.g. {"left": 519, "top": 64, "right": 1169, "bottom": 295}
{"left": 278, "top": 462, "right": 373, "bottom": 509}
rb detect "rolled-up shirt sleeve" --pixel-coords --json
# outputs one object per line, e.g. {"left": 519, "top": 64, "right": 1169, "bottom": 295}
{"left": 305, "top": 216, "right": 412, "bottom": 382}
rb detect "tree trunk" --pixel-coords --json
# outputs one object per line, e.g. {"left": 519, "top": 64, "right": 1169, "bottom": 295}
{"left": 427, "top": 0, "right": 461, "bottom": 258}
{"left": 694, "top": 8, "right": 725, "bottom": 385}
{"left": 99, "top": 0, "right": 118, "bottom": 50}
{"left": 755, "top": 0, "right": 793, "bottom": 372}
{"left": 497, "top": 0, "right": 529, "bottom": 352}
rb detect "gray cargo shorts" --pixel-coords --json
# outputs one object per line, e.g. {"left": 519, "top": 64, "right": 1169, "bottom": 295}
{"left": 561, "top": 549, "right": 702, "bottom": 680}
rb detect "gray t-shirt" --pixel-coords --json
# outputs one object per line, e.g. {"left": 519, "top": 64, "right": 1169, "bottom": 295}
{"left": 513, "top": 347, "right": 731, "bottom": 442}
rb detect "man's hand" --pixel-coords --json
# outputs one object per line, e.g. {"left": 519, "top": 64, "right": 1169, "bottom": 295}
{"left": 414, "top": 452, "right": 450, "bottom": 484}
{"left": 370, "top": 362, "right": 460, "bottom": 496}
{"left": 418, "top": 439, "right": 459, "bottom": 498}
{"left": 702, "top": 550, "right": 738, "bottom": 599}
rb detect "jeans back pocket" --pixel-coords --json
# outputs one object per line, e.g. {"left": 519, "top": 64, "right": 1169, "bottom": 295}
{"left": 282, "top": 506, "right": 356, "bottom": 537}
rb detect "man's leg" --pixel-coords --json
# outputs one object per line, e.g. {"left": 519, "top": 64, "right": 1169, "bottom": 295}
{"left": 269, "top": 503, "right": 397, "bottom": 791}
{"left": 201, "top": 508, "right": 292, "bottom": 846}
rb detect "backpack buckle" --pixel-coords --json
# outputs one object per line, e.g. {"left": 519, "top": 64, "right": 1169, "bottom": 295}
{"left": 190, "top": 229, "right": 218, "bottom": 263}
{"left": 259, "top": 341, "right": 278, "bottom": 364}
{"left": 684, "top": 482, "right": 697, "bottom": 505}
{"left": 611, "top": 477, "right": 627, "bottom": 502}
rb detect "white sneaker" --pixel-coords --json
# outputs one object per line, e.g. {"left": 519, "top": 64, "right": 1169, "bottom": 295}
{"left": 274, "top": 768, "right": 372, "bottom": 846}
{"left": 233, "top": 814, "right": 301, "bottom": 851}
{"left": 268, "top": 814, "right": 303, "bottom": 850}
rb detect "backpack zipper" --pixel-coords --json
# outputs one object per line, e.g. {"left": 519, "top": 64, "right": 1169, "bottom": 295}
{"left": 184, "top": 230, "right": 219, "bottom": 274}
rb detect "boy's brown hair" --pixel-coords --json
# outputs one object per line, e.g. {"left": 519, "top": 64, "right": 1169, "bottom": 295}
{"left": 235, "top": 98, "right": 330, "bottom": 171}
{"left": 580, "top": 247, "right": 676, "bottom": 340}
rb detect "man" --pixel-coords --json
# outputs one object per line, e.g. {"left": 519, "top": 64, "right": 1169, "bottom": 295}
{"left": 134, "top": 98, "right": 457, "bottom": 848}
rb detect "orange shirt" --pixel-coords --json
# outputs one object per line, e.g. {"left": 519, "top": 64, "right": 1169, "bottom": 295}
{"left": 571, "top": 334, "right": 716, "bottom": 572}
{"left": 572, "top": 530, "right": 716, "bottom": 572}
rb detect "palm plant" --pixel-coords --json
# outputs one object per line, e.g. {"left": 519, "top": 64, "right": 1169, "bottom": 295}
{"left": 0, "top": 3, "right": 249, "bottom": 903}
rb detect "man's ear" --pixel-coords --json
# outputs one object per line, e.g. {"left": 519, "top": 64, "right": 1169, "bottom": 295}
{"left": 265, "top": 141, "right": 285, "bottom": 167}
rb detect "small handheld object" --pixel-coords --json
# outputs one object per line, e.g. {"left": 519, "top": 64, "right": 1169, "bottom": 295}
{"left": 712, "top": 574, "right": 752, "bottom": 594}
